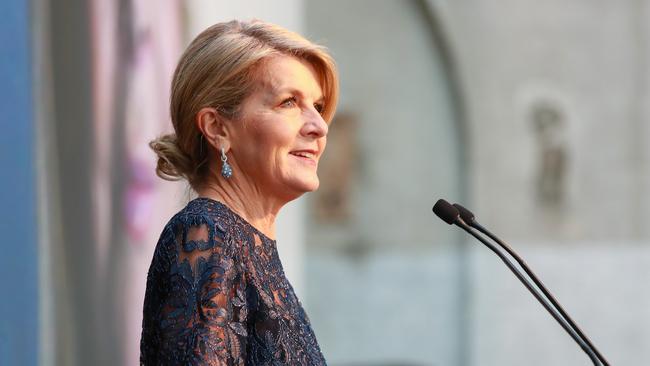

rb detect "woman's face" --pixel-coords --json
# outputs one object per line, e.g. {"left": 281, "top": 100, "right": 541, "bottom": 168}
{"left": 228, "top": 55, "right": 329, "bottom": 201}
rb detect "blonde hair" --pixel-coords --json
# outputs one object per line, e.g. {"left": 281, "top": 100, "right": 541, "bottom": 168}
{"left": 150, "top": 19, "right": 339, "bottom": 189}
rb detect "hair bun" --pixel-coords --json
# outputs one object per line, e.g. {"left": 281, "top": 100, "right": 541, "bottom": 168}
{"left": 149, "top": 134, "right": 193, "bottom": 182}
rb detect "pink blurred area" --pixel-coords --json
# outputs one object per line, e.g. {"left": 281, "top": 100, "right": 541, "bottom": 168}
{"left": 90, "top": 0, "right": 184, "bottom": 364}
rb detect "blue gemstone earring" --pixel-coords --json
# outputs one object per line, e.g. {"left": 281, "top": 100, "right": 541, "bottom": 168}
{"left": 221, "top": 147, "right": 233, "bottom": 179}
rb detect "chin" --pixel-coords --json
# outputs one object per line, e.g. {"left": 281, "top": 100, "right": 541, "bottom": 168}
{"left": 286, "top": 176, "right": 320, "bottom": 196}
{"left": 304, "top": 179, "right": 320, "bottom": 192}
{"left": 295, "top": 178, "right": 320, "bottom": 193}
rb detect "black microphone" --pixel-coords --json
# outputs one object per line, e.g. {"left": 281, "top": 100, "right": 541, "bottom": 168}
{"left": 452, "top": 202, "right": 609, "bottom": 366}
{"left": 432, "top": 199, "right": 603, "bottom": 365}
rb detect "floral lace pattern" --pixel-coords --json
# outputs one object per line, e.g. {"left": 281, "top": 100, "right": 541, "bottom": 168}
{"left": 140, "top": 198, "right": 327, "bottom": 365}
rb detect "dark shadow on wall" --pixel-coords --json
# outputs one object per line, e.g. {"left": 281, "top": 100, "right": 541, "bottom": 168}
{"left": 414, "top": 2, "right": 471, "bottom": 366}
{"left": 49, "top": 0, "right": 98, "bottom": 364}
{"left": 48, "top": 0, "right": 128, "bottom": 364}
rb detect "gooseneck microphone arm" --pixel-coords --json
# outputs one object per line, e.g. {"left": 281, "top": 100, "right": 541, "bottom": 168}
{"left": 452, "top": 203, "right": 610, "bottom": 366}
{"left": 432, "top": 199, "right": 602, "bottom": 365}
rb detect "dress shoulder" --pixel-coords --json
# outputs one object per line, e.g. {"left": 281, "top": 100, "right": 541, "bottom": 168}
{"left": 140, "top": 199, "right": 249, "bottom": 365}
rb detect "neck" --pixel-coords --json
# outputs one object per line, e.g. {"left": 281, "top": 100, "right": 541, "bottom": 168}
{"left": 197, "top": 175, "right": 288, "bottom": 240}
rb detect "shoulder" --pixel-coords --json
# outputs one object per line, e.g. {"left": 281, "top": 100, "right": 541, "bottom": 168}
{"left": 163, "top": 198, "right": 245, "bottom": 257}
{"left": 148, "top": 198, "right": 248, "bottom": 286}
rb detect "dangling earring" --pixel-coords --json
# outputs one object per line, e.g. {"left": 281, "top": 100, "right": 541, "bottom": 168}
{"left": 220, "top": 147, "right": 233, "bottom": 179}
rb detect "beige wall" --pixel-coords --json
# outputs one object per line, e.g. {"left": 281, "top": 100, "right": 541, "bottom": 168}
{"left": 435, "top": 0, "right": 650, "bottom": 364}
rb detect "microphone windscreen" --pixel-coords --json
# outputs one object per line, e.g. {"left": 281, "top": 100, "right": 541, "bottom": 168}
{"left": 453, "top": 203, "right": 475, "bottom": 224}
{"left": 432, "top": 199, "right": 459, "bottom": 225}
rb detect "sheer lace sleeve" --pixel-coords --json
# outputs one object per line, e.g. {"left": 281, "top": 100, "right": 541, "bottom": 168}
{"left": 140, "top": 214, "right": 248, "bottom": 365}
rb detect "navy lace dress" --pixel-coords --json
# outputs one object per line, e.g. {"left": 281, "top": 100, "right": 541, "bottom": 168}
{"left": 140, "top": 198, "right": 327, "bottom": 365}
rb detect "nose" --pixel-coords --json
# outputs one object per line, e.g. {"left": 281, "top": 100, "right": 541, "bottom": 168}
{"left": 301, "top": 108, "right": 328, "bottom": 138}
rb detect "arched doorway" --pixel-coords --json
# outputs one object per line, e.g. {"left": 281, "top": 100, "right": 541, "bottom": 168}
{"left": 304, "top": 1, "right": 469, "bottom": 365}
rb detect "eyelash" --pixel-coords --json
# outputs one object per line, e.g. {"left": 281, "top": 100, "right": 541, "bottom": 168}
{"left": 280, "top": 97, "right": 325, "bottom": 115}
{"left": 281, "top": 97, "right": 297, "bottom": 108}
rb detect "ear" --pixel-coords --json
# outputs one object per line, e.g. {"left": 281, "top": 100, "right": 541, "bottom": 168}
{"left": 195, "top": 107, "right": 231, "bottom": 152}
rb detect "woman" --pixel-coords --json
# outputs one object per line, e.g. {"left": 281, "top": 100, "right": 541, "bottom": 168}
{"left": 140, "top": 20, "right": 338, "bottom": 365}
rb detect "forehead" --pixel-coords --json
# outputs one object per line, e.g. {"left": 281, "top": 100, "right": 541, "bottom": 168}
{"left": 255, "top": 55, "right": 323, "bottom": 99}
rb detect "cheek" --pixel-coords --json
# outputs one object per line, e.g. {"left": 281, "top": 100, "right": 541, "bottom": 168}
{"left": 241, "top": 114, "right": 301, "bottom": 169}
{"left": 263, "top": 124, "right": 298, "bottom": 154}
{"left": 252, "top": 127, "right": 295, "bottom": 168}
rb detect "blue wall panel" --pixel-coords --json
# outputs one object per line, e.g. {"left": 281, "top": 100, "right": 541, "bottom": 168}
{"left": 0, "top": 0, "right": 38, "bottom": 364}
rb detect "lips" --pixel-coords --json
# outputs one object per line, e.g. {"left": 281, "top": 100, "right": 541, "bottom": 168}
{"left": 289, "top": 149, "right": 318, "bottom": 164}
{"left": 290, "top": 150, "right": 316, "bottom": 158}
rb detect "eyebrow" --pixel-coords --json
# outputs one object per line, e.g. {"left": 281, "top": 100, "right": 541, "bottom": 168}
{"left": 269, "top": 85, "right": 324, "bottom": 102}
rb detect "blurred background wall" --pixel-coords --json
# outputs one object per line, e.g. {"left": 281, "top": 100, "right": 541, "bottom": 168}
{"left": 2, "top": 0, "right": 650, "bottom": 365}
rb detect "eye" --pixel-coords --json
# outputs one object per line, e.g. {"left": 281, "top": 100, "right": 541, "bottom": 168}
{"left": 314, "top": 102, "right": 325, "bottom": 115}
{"left": 280, "top": 97, "right": 297, "bottom": 108}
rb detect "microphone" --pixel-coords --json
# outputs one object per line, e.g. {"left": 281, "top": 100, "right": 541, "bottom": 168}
{"left": 452, "top": 202, "right": 609, "bottom": 366}
{"left": 432, "top": 199, "right": 604, "bottom": 365}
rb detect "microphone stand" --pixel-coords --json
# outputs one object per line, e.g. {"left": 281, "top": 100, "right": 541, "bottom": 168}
{"left": 462, "top": 214, "right": 609, "bottom": 366}
{"left": 454, "top": 218, "right": 601, "bottom": 365}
